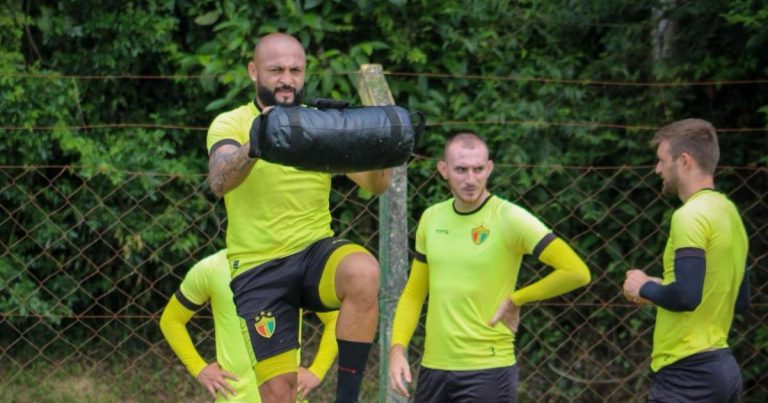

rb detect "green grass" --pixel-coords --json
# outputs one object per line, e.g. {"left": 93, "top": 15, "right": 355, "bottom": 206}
{"left": 0, "top": 348, "right": 384, "bottom": 402}
{"left": 0, "top": 353, "right": 209, "bottom": 402}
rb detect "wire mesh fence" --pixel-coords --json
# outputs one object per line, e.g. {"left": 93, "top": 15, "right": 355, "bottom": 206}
{"left": 1, "top": 161, "right": 765, "bottom": 402}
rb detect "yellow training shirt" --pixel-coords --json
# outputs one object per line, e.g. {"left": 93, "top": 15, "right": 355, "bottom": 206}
{"left": 164, "top": 250, "right": 261, "bottom": 402}
{"left": 206, "top": 103, "right": 333, "bottom": 277}
{"left": 415, "top": 196, "right": 550, "bottom": 370}
{"left": 651, "top": 190, "right": 748, "bottom": 371}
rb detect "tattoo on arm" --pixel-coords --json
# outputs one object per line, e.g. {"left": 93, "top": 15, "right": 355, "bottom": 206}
{"left": 208, "top": 144, "right": 256, "bottom": 196}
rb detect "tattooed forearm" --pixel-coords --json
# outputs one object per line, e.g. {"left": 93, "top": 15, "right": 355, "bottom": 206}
{"left": 208, "top": 143, "right": 257, "bottom": 197}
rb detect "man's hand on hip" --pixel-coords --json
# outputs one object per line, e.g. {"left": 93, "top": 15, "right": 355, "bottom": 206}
{"left": 197, "top": 362, "right": 238, "bottom": 399}
{"left": 490, "top": 298, "right": 521, "bottom": 333}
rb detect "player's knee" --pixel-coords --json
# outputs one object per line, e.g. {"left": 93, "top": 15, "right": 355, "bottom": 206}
{"left": 338, "top": 253, "right": 380, "bottom": 300}
{"left": 259, "top": 373, "right": 297, "bottom": 403}
{"left": 353, "top": 254, "right": 380, "bottom": 294}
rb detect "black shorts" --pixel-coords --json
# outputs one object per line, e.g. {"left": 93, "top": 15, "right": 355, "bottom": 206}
{"left": 413, "top": 365, "right": 518, "bottom": 403}
{"left": 230, "top": 237, "right": 355, "bottom": 361}
{"left": 649, "top": 348, "right": 742, "bottom": 403}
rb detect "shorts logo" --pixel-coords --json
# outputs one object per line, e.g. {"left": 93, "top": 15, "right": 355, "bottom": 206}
{"left": 254, "top": 311, "right": 276, "bottom": 339}
{"left": 471, "top": 225, "right": 490, "bottom": 245}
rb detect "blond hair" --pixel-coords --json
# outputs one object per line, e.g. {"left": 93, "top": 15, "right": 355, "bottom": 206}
{"left": 651, "top": 118, "right": 720, "bottom": 174}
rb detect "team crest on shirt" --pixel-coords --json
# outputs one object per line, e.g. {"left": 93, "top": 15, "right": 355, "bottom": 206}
{"left": 471, "top": 225, "right": 490, "bottom": 245}
{"left": 254, "top": 311, "right": 276, "bottom": 339}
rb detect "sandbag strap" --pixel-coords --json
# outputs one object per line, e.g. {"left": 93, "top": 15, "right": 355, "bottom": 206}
{"left": 381, "top": 106, "right": 404, "bottom": 166}
{"left": 410, "top": 111, "right": 425, "bottom": 142}
{"left": 248, "top": 112, "right": 268, "bottom": 158}
{"left": 284, "top": 107, "right": 304, "bottom": 149}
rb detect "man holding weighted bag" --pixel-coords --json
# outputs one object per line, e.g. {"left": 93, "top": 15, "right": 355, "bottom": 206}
{"left": 206, "top": 33, "right": 390, "bottom": 403}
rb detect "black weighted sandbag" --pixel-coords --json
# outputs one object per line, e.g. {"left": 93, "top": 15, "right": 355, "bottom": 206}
{"left": 249, "top": 101, "right": 422, "bottom": 172}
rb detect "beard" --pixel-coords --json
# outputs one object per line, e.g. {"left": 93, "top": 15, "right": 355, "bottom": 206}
{"left": 661, "top": 172, "right": 679, "bottom": 197}
{"left": 256, "top": 82, "right": 304, "bottom": 107}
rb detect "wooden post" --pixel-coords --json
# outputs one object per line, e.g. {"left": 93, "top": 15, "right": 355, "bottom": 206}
{"left": 356, "top": 64, "right": 410, "bottom": 403}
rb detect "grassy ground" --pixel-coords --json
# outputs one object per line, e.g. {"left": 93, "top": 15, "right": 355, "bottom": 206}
{"left": 0, "top": 352, "right": 380, "bottom": 402}
{"left": 0, "top": 321, "right": 382, "bottom": 402}
{"left": 0, "top": 355, "right": 208, "bottom": 402}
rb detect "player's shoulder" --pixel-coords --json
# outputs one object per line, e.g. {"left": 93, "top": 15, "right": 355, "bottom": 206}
{"left": 421, "top": 198, "right": 454, "bottom": 219}
{"left": 207, "top": 104, "right": 258, "bottom": 150}
{"left": 489, "top": 195, "right": 530, "bottom": 216}
{"left": 428, "top": 198, "right": 454, "bottom": 212}
{"left": 675, "top": 190, "right": 723, "bottom": 219}
{"left": 671, "top": 201, "right": 713, "bottom": 235}
{"left": 189, "top": 249, "right": 229, "bottom": 278}
{"left": 489, "top": 194, "right": 514, "bottom": 207}
{"left": 211, "top": 103, "right": 257, "bottom": 127}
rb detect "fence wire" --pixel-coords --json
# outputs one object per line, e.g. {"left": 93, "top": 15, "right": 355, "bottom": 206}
{"left": 1, "top": 162, "right": 765, "bottom": 402}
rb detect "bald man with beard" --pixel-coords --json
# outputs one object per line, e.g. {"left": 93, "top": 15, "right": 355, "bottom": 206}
{"left": 206, "top": 33, "right": 390, "bottom": 403}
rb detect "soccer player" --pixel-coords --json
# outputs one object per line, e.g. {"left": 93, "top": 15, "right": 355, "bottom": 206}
{"left": 623, "top": 118, "right": 750, "bottom": 402}
{"left": 159, "top": 249, "right": 339, "bottom": 402}
{"left": 388, "top": 132, "right": 591, "bottom": 402}
{"left": 206, "top": 32, "right": 389, "bottom": 403}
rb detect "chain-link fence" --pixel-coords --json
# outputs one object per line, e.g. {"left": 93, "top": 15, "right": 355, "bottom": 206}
{"left": 1, "top": 161, "right": 766, "bottom": 402}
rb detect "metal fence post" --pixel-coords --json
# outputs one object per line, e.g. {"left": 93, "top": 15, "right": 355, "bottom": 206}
{"left": 356, "top": 64, "right": 410, "bottom": 403}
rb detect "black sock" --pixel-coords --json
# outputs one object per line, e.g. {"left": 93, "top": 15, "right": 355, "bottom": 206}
{"left": 335, "top": 339, "right": 372, "bottom": 403}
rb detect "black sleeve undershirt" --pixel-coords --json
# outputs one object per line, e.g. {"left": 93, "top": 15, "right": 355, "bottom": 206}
{"left": 639, "top": 248, "right": 705, "bottom": 312}
{"left": 735, "top": 269, "right": 751, "bottom": 314}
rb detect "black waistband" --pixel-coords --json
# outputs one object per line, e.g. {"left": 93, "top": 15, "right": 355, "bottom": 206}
{"left": 663, "top": 348, "right": 733, "bottom": 370}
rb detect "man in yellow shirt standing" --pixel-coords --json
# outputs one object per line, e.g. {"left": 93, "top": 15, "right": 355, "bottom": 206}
{"left": 160, "top": 249, "right": 338, "bottom": 402}
{"left": 388, "top": 133, "right": 591, "bottom": 402}
{"left": 623, "top": 119, "right": 750, "bottom": 402}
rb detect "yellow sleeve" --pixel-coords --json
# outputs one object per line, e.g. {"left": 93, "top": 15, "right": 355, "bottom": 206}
{"left": 510, "top": 238, "right": 591, "bottom": 305}
{"left": 307, "top": 311, "right": 339, "bottom": 380}
{"left": 159, "top": 294, "right": 208, "bottom": 377}
{"left": 206, "top": 107, "right": 251, "bottom": 153}
{"left": 391, "top": 259, "right": 429, "bottom": 347}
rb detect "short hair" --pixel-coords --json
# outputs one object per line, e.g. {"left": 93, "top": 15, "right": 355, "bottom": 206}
{"left": 443, "top": 132, "right": 488, "bottom": 160}
{"left": 650, "top": 118, "right": 720, "bottom": 174}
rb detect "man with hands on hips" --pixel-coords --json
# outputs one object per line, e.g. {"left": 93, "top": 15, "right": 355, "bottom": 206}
{"left": 388, "top": 133, "right": 591, "bottom": 402}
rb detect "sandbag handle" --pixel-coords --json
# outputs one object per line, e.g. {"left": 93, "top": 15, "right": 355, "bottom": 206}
{"left": 310, "top": 98, "right": 350, "bottom": 109}
{"left": 410, "top": 111, "right": 426, "bottom": 143}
